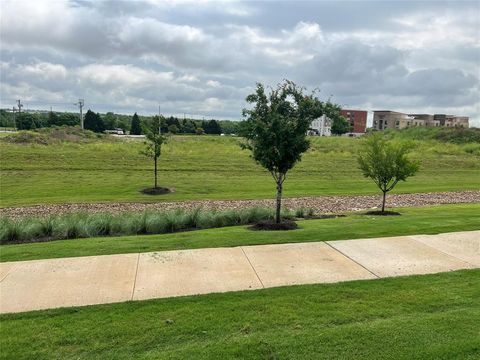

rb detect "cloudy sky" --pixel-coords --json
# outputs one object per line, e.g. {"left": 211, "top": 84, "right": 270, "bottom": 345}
{"left": 1, "top": 0, "right": 479, "bottom": 126}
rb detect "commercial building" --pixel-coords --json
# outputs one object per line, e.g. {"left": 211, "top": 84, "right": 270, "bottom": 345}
{"left": 373, "top": 111, "right": 469, "bottom": 130}
{"left": 340, "top": 109, "right": 367, "bottom": 134}
{"left": 433, "top": 114, "right": 469, "bottom": 128}
{"left": 308, "top": 115, "right": 331, "bottom": 136}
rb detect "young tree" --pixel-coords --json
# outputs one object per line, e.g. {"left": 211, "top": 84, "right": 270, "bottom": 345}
{"left": 357, "top": 133, "right": 419, "bottom": 213}
{"left": 240, "top": 80, "right": 325, "bottom": 224}
{"left": 130, "top": 112, "right": 142, "bottom": 135}
{"left": 141, "top": 116, "right": 168, "bottom": 189}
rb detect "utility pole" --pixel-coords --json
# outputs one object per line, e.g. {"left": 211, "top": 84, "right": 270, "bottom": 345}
{"left": 75, "top": 99, "right": 84, "bottom": 129}
{"left": 12, "top": 106, "right": 16, "bottom": 130}
{"left": 16, "top": 100, "right": 23, "bottom": 113}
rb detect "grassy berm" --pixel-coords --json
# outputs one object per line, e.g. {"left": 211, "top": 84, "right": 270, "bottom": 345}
{"left": 1, "top": 127, "right": 479, "bottom": 206}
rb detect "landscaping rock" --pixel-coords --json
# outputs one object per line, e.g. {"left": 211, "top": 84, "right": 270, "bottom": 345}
{"left": 1, "top": 190, "right": 479, "bottom": 219}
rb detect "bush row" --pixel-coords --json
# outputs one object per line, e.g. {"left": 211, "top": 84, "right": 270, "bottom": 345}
{"left": 0, "top": 207, "right": 315, "bottom": 244}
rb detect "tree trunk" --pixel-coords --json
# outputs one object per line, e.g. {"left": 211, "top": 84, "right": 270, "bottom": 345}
{"left": 154, "top": 157, "right": 158, "bottom": 189}
{"left": 276, "top": 180, "right": 282, "bottom": 224}
{"left": 382, "top": 190, "right": 387, "bottom": 213}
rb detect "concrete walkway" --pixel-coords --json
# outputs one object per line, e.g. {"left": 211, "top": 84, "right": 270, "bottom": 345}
{"left": 1, "top": 231, "right": 478, "bottom": 314}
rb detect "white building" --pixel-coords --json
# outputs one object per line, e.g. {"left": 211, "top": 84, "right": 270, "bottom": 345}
{"left": 308, "top": 115, "right": 332, "bottom": 136}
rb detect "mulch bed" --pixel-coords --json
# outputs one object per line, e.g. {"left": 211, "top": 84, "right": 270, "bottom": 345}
{"left": 140, "top": 187, "right": 172, "bottom": 195}
{"left": 364, "top": 210, "right": 401, "bottom": 216}
{"left": 249, "top": 220, "right": 298, "bottom": 231}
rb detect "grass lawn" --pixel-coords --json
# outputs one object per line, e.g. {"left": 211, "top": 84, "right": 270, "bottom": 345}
{"left": 1, "top": 269, "right": 479, "bottom": 359}
{"left": 2, "top": 203, "right": 479, "bottom": 262}
{"left": 1, "top": 135, "right": 479, "bottom": 206}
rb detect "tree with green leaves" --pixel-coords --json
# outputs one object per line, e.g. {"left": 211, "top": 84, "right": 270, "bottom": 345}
{"left": 16, "top": 113, "right": 41, "bottom": 130}
{"left": 168, "top": 124, "right": 179, "bottom": 134}
{"left": 357, "top": 133, "right": 419, "bottom": 213}
{"left": 141, "top": 116, "right": 168, "bottom": 189}
{"left": 240, "top": 80, "right": 326, "bottom": 224}
{"left": 84, "top": 110, "right": 105, "bottom": 133}
{"left": 130, "top": 112, "right": 142, "bottom": 135}
{"left": 103, "top": 112, "right": 117, "bottom": 130}
{"left": 331, "top": 115, "right": 351, "bottom": 135}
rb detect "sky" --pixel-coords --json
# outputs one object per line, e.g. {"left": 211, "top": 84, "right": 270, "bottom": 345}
{"left": 1, "top": 0, "right": 479, "bottom": 126}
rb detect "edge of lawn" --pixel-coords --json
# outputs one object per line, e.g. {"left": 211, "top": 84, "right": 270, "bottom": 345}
{"left": 1, "top": 203, "right": 479, "bottom": 262}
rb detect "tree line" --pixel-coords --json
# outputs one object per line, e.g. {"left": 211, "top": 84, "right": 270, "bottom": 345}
{"left": 0, "top": 109, "right": 239, "bottom": 135}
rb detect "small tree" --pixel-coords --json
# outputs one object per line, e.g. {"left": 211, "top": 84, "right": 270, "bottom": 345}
{"left": 130, "top": 112, "right": 142, "bottom": 135}
{"left": 240, "top": 80, "right": 325, "bottom": 224}
{"left": 141, "top": 116, "right": 168, "bottom": 189}
{"left": 357, "top": 133, "right": 419, "bottom": 213}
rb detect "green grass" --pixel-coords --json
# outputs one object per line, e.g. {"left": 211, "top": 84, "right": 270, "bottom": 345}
{"left": 1, "top": 135, "right": 479, "bottom": 206}
{"left": 2, "top": 203, "right": 479, "bottom": 262}
{"left": 1, "top": 269, "right": 479, "bottom": 359}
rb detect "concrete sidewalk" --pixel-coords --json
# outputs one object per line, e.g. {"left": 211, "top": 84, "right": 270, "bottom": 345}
{"left": 1, "top": 231, "right": 478, "bottom": 314}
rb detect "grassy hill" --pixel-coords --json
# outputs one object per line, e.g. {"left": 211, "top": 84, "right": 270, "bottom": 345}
{"left": 1, "top": 130, "right": 479, "bottom": 206}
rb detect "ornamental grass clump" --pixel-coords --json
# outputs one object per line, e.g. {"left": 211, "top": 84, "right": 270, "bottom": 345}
{"left": 0, "top": 206, "right": 314, "bottom": 244}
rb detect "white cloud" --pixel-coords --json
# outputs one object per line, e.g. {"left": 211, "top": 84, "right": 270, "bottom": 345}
{"left": 0, "top": 0, "right": 478, "bottom": 125}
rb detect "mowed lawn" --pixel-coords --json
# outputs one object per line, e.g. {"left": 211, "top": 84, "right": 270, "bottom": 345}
{"left": 1, "top": 269, "right": 479, "bottom": 359}
{"left": 1, "top": 135, "right": 479, "bottom": 206}
{"left": 2, "top": 203, "right": 479, "bottom": 262}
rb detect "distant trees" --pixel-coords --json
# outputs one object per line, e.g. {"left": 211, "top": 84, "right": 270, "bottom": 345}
{"left": 103, "top": 112, "right": 117, "bottom": 130}
{"left": 57, "top": 113, "right": 79, "bottom": 127}
{"left": 202, "top": 119, "right": 222, "bottom": 134}
{"left": 240, "top": 80, "right": 325, "bottom": 224}
{"left": 141, "top": 116, "right": 168, "bottom": 189}
{"left": 130, "top": 113, "right": 142, "bottom": 135}
{"left": 357, "top": 133, "right": 419, "bottom": 213}
{"left": 168, "top": 124, "right": 179, "bottom": 134}
{"left": 84, "top": 110, "right": 105, "bottom": 133}
{"left": 16, "top": 113, "right": 40, "bottom": 130}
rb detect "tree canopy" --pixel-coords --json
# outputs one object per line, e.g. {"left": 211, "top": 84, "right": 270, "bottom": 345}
{"left": 240, "top": 80, "right": 326, "bottom": 223}
{"left": 130, "top": 113, "right": 142, "bottom": 135}
{"left": 84, "top": 110, "right": 105, "bottom": 133}
{"left": 357, "top": 133, "right": 420, "bottom": 212}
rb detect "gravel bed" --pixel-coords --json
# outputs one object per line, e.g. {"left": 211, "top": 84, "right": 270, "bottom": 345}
{"left": 1, "top": 191, "right": 479, "bottom": 219}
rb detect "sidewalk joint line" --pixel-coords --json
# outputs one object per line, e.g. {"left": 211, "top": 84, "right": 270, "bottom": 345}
{"left": 241, "top": 247, "right": 265, "bottom": 289}
{"left": 325, "top": 242, "right": 380, "bottom": 279}
{"left": 131, "top": 253, "right": 141, "bottom": 301}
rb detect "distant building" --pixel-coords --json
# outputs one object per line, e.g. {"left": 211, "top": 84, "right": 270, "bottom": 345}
{"left": 308, "top": 115, "right": 331, "bottom": 136}
{"left": 433, "top": 114, "right": 469, "bottom": 128}
{"left": 373, "top": 111, "right": 414, "bottom": 130}
{"left": 340, "top": 109, "right": 367, "bottom": 134}
{"left": 373, "top": 111, "right": 469, "bottom": 130}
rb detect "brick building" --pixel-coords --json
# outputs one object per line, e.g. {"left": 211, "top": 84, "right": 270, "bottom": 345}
{"left": 340, "top": 109, "right": 367, "bottom": 134}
